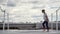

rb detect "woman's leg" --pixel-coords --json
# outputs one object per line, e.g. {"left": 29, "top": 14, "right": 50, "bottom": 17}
{"left": 42, "top": 21, "right": 45, "bottom": 31}
{"left": 46, "top": 21, "right": 49, "bottom": 32}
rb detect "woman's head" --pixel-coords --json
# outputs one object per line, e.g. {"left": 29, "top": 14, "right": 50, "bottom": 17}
{"left": 42, "top": 9, "right": 45, "bottom": 13}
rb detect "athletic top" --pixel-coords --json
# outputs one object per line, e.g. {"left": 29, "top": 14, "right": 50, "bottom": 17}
{"left": 43, "top": 13, "right": 49, "bottom": 21}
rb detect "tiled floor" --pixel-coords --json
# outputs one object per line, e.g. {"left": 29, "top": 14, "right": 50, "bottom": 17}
{"left": 0, "top": 30, "right": 60, "bottom": 34}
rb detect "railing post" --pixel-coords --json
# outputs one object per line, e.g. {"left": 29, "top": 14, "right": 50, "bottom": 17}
{"left": 3, "top": 10, "right": 5, "bottom": 31}
{"left": 51, "top": 13, "right": 53, "bottom": 30}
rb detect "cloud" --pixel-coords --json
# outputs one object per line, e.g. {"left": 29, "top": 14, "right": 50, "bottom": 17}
{"left": 8, "top": 0, "right": 60, "bottom": 22}
{"left": 7, "top": 0, "right": 16, "bottom": 7}
{"left": 0, "top": 0, "right": 60, "bottom": 22}
{"left": 0, "top": 0, "right": 7, "bottom": 4}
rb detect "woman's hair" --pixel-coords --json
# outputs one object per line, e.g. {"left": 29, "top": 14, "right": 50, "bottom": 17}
{"left": 42, "top": 9, "right": 45, "bottom": 13}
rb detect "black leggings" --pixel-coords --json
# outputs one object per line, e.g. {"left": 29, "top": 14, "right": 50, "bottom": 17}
{"left": 42, "top": 21, "right": 49, "bottom": 29}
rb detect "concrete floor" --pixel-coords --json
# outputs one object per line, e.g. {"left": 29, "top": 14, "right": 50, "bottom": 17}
{"left": 0, "top": 30, "right": 60, "bottom": 34}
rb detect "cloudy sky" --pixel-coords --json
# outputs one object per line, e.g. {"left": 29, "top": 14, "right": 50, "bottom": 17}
{"left": 0, "top": 0, "right": 60, "bottom": 23}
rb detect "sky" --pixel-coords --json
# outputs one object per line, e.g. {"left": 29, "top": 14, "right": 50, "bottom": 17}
{"left": 0, "top": 0, "right": 60, "bottom": 23}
